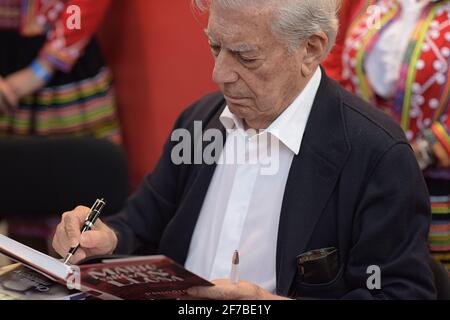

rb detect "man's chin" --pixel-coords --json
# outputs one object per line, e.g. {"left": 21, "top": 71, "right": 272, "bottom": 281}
{"left": 227, "top": 103, "right": 248, "bottom": 117}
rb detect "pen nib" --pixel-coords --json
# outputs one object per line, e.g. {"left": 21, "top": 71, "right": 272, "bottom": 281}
{"left": 232, "top": 250, "right": 239, "bottom": 265}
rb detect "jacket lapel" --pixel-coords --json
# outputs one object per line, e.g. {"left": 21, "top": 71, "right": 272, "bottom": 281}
{"left": 276, "top": 73, "right": 351, "bottom": 296}
{"left": 163, "top": 100, "right": 227, "bottom": 264}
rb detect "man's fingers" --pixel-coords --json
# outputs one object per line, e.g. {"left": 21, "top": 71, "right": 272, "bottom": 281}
{"left": 62, "top": 207, "right": 89, "bottom": 247}
{"left": 70, "top": 249, "right": 87, "bottom": 265}
{"left": 79, "top": 230, "right": 110, "bottom": 249}
{"left": 53, "top": 221, "right": 77, "bottom": 256}
{"left": 187, "top": 285, "right": 233, "bottom": 300}
{"left": 187, "top": 280, "right": 270, "bottom": 300}
{"left": 73, "top": 206, "right": 92, "bottom": 224}
{"left": 52, "top": 224, "right": 66, "bottom": 257}
{"left": 63, "top": 216, "right": 81, "bottom": 247}
{"left": 53, "top": 228, "right": 86, "bottom": 264}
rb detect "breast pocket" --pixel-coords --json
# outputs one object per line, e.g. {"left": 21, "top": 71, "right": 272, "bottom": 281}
{"left": 291, "top": 247, "right": 347, "bottom": 299}
{"left": 293, "top": 265, "right": 346, "bottom": 299}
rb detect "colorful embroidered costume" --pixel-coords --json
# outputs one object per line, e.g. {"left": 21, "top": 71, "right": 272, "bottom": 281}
{"left": 0, "top": 0, "right": 120, "bottom": 141}
{"left": 326, "top": 0, "right": 450, "bottom": 273}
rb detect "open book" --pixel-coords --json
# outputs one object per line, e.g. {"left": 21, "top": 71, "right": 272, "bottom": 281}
{"left": 0, "top": 234, "right": 213, "bottom": 300}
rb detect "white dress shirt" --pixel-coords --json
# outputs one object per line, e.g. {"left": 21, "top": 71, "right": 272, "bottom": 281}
{"left": 365, "top": 0, "right": 425, "bottom": 99}
{"left": 184, "top": 68, "right": 322, "bottom": 293}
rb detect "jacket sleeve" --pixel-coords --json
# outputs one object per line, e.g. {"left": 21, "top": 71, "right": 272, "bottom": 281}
{"left": 342, "top": 142, "right": 436, "bottom": 299}
{"left": 104, "top": 109, "right": 190, "bottom": 255}
{"left": 38, "top": 0, "right": 111, "bottom": 72}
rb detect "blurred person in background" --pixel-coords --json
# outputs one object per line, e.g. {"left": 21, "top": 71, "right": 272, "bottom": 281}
{"left": 0, "top": 0, "right": 120, "bottom": 142}
{"left": 324, "top": 0, "right": 450, "bottom": 274}
{"left": 0, "top": 0, "right": 121, "bottom": 254}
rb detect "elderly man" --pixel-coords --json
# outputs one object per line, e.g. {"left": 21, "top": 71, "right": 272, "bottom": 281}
{"left": 52, "top": 0, "right": 436, "bottom": 299}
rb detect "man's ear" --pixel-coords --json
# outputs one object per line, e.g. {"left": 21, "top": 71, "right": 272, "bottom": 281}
{"left": 301, "top": 32, "right": 329, "bottom": 76}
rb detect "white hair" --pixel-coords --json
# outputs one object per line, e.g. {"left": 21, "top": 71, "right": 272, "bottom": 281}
{"left": 193, "top": 0, "right": 340, "bottom": 54}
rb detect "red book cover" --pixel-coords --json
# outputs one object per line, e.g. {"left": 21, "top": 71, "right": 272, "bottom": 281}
{"left": 78, "top": 255, "right": 214, "bottom": 300}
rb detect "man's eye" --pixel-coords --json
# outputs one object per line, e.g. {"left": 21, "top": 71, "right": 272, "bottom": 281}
{"left": 210, "top": 45, "right": 220, "bottom": 56}
{"left": 239, "top": 56, "right": 257, "bottom": 64}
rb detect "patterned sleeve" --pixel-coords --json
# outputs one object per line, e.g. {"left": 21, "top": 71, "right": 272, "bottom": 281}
{"left": 420, "top": 32, "right": 450, "bottom": 162}
{"left": 38, "top": 0, "right": 111, "bottom": 72}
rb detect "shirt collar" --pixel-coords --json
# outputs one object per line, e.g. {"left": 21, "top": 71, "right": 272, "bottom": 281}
{"left": 219, "top": 67, "right": 322, "bottom": 155}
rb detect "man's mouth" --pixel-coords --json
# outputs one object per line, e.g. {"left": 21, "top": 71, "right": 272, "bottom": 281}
{"left": 224, "top": 95, "right": 247, "bottom": 104}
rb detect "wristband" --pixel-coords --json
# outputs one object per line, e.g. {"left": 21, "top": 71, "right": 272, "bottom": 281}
{"left": 30, "top": 59, "right": 53, "bottom": 83}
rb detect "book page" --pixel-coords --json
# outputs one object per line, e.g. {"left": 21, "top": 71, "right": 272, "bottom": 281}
{"left": 0, "top": 234, "right": 72, "bottom": 283}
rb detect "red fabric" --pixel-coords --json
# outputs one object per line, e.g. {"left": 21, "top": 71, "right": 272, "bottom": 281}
{"left": 99, "top": 1, "right": 217, "bottom": 189}
{"left": 322, "top": 0, "right": 366, "bottom": 82}
{"left": 39, "top": 0, "right": 111, "bottom": 71}
{"left": 44, "top": 0, "right": 111, "bottom": 47}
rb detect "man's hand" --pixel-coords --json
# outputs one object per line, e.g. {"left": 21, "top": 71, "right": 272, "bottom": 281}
{"left": 52, "top": 206, "right": 118, "bottom": 264}
{"left": 187, "top": 279, "right": 290, "bottom": 300}
{"left": 0, "top": 76, "right": 18, "bottom": 115}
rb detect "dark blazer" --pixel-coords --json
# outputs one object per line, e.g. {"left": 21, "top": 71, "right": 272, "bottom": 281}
{"left": 106, "top": 72, "right": 436, "bottom": 299}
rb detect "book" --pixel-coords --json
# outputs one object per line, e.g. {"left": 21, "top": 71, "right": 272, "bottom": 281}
{"left": 0, "top": 263, "right": 85, "bottom": 300}
{"left": 0, "top": 234, "right": 213, "bottom": 300}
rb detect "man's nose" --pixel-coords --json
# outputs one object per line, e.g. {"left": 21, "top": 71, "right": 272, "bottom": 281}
{"left": 212, "top": 51, "right": 239, "bottom": 85}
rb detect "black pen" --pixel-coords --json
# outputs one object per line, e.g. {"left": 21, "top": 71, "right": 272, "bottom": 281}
{"left": 63, "top": 198, "right": 106, "bottom": 265}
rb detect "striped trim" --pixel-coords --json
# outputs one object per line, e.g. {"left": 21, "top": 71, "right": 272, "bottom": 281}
{"left": 431, "top": 123, "right": 450, "bottom": 155}
{"left": 35, "top": 99, "right": 116, "bottom": 132}
{"left": 400, "top": 5, "right": 437, "bottom": 131}
{"left": 355, "top": 3, "right": 399, "bottom": 102}
{"left": 21, "top": 0, "right": 42, "bottom": 36}
{"left": 348, "top": 0, "right": 375, "bottom": 33}
{"left": 431, "top": 196, "right": 450, "bottom": 214}
{"left": 0, "top": 68, "right": 120, "bottom": 141}
{"left": 432, "top": 252, "right": 450, "bottom": 261}
{"left": 22, "top": 70, "right": 112, "bottom": 106}
{"left": 429, "top": 241, "right": 450, "bottom": 252}
{"left": 429, "top": 196, "right": 450, "bottom": 260}
{"left": 40, "top": 42, "right": 82, "bottom": 73}
{"left": 0, "top": 1, "right": 21, "bottom": 28}
{"left": 433, "top": 56, "right": 450, "bottom": 122}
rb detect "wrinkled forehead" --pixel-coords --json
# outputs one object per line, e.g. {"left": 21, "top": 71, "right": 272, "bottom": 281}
{"left": 196, "top": 0, "right": 278, "bottom": 10}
